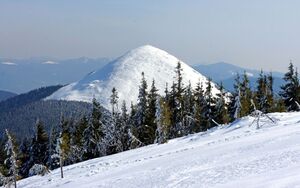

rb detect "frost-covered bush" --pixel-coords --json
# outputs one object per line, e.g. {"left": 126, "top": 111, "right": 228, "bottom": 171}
{"left": 29, "top": 164, "right": 50, "bottom": 176}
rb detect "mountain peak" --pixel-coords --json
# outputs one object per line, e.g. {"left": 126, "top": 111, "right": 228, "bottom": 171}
{"left": 47, "top": 46, "right": 221, "bottom": 110}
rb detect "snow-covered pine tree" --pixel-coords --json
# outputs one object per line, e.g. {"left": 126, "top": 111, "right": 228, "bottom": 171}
{"left": 280, "top": 62, "right": 300, "bottom": 111}
{"left": 26, "top": 120, "right": 49, "bottom": 175}
{"left": 240, "top": 72, "right": 253, "bottom": 117}
{"left": 110, "top": 87, "right": 119, "bottom": 116}
{"left": 4, "top": 129, "right": 19, "bottom": 188}
{"left": 204, "top": 78, "right": 216, "bottom": 129}
{"left": 70, "top": 116, "right": 88, "bottom": 163}
{"left": 18, "top": 138, "right": 30, "bottom": 178}
{"left": 60, "top": 115, "right": 72, "bottom": 165}
{"left": 83, "top": 98, "right": 105, "bottom": 160}
{"left": 155, "top": 97, "right": 171, "bottom": 144}
{"left": 105, "top": 88, "right": 123, "bottom": 155}
{"left": 228, "top": 73, "right": 241, "bottom": 120}
{"left": 266, "top": 72, "right": 275, "bottom": 112}
{"left": 120, "top": 101, "right": 131, "bottom": 151}
{"left": 193, "top": 82, "right": 206, "bottom": 133}
{"left": 127, "top": 102, "right": 144, "bottom": 150}
{"left": 167, "top": 62, "right": 186, "bottom": 138}
{"left": 182, "top": 81, "right": 195, "bottom": 135}
{"left": 144, "top": 79, "right": 159, "bottom": 145}
{"left": 47, "top": 126, "right": 60, "bottom": 170}
{"left": 134, "top": 72, "right": 149, "bottom": 144}
{"left": 215, "top": 83, "right": 230, "bottom": 125}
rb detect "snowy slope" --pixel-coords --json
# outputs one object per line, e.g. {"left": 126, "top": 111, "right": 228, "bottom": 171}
{"left": 17, "top": 112, "right": 300, "bottom": 188}
{"left": 46, "top": 45, "right": 221, "bottom": 109}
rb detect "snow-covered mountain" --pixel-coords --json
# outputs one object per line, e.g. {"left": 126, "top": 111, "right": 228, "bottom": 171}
{"left": 17, "top": 112, "right": 300, "bottom": 188}
{"left": 47, "top": 45, "right": 221, "bottom": 109}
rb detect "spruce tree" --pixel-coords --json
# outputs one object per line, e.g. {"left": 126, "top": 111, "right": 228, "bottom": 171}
{"left": 134, "top": 72, "right": 148, "bottom": 144}
{"left": 240, "top": 72, "right": 253, "bottom": 116}
{"left": 215, "top": 83, "right": 230, "bottom": 124}
{"left": 47, "top": 126, "right": 60, "bottom": 170}
{"left": 4, "top": 129, "right": 19, "bottom": 188}
{"left": 182, "top": 81, "right": 195, "bottom": 134}
{"left": 280, "top": 62, "right": 300, "bottom": 111}
{"left": 193, "top": 82, "right": 206, "bottom": 132}
{"left": 18, "top": 138, "right": 30, "bottom": 178}
{"left": 144, "top": 79, "right": 158, "bottom": 144}
{"left": 155, "top": 97, "right": 171, "bottom": 144}
{"left": 27, "top": 120, "right": 49, "bottom": 172}
{"left": 83, "top": 98, "right": 105, "bottom": 159}
{"left": 204, "top": 78, "right": 216, "bottom": 129}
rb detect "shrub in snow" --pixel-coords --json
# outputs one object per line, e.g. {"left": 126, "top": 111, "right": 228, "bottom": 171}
{"left": 29, "top": 164, "right": 50, "bottom": 176}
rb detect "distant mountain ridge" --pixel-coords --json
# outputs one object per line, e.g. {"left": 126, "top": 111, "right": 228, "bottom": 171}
{"left": 193, "top": 62, "right": 284, "bottom": 93}
{"left": 0, "top": 90, "right": 17, "bottom": 102}
{"left": 0, "top": 57, "right": 110, "bottom": 93}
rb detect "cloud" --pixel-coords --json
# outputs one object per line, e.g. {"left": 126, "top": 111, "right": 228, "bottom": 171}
{"left": 1, "top": 62, "right": 17, "bottom": 65}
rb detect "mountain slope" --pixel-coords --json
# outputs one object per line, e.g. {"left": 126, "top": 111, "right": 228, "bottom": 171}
{"left": 18, "top": 112, "right": 300, "bottom": 188}
{"left": 47, "top": 45, "right": 221, "bottom": 109}
{"left": 0, "top": 90, "right": 17, "bottom": 102}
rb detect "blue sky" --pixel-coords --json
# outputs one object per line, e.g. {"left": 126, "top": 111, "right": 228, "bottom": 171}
{"left": 0, "top": 0, "right": 299, "bottom": 72}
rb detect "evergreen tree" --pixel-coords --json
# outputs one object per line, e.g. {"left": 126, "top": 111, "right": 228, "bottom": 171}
{"left": 169, "top": 62, "right": 186, "bottom": 137}
{"left": 120, "top": 101, "right": 130, "bottom": 151}
{"left": 26, "top": 120, "right": 49, "bottom": 173}
{"left": 193, "top": 82, "right": 206, "bottom": 132}
{"left": 204, "top": 78, "right": 216, "bottom": 129}
{"left": 18, "top": 138, "right": 30, "bottom": 178}
{"left": 134, "top": 72, "right": 149, "bottom": 144}
{"left": 110, "top": 87, "right": 119, "bottom": 116}
{"left": 155, "top": 97, "right": 171, "bottom": 144}
{"left": 144, "top": 79, "right": 158, "bottom": 144}
{"left": 280, "top": 62, "right": 300, "bottom": 111}
{"left": 83, "top": 98, "right": 105, "bottom": 159}
{"left": 47, "top": 126, "right": 60, "bottom": 170}
{"left": 266, "top": 72, "right": 275, "bottom": 112}
{"left": 71, "top": 116, "right": 88, "bottom": 162}
{"left": 106, "top": 88, "right": 123, "bottom": 155}
{"left": 240, "top": 72, "right": 253, "bottom": 116}
{"left": 215, "top": 83, "right": 230, "bottom": 124}
{"left": 59, "top": 116, "right": 71, "bottom": 165}
{"left": 182, "top": 81, "right": 195, "bottom": 134}
{"left": 4, "top": 129, "right": 19, "bottom": 188}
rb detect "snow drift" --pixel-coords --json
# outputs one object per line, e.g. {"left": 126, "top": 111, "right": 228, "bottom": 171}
{"left": 17, "top": 112, "right": 300, "bottom": 188}
{"left": 46, "top": 45, "right": 221, "bottom": 109}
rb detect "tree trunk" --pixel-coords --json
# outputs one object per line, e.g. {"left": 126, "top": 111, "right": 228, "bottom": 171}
{"left": 60, "top": 158, "right": 64, "bottom": 178}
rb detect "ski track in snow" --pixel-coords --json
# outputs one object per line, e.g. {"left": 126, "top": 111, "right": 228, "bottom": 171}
{"left": 15, "top": 112, "right": 300, "bottom": 188}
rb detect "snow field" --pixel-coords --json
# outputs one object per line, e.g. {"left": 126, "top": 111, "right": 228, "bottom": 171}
{"left": 16, "top": 112, "right": 300, "bottom": 188}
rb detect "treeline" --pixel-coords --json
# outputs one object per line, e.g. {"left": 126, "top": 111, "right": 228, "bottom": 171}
{"left": 0, "top": 100, "right": 93, "bottom": 139}
{"left": 1, "top": 62, "right": 300, "bottom": 186}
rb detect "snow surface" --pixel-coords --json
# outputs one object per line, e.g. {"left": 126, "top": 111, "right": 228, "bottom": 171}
{"left": 46, "top": 45, "right": 221, "bottom": 110}
{"left": 16, "top": 112, "right": 300, "bottom": 188}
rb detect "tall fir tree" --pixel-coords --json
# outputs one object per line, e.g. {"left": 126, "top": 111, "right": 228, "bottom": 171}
{"left": 215, "top": 83, "right": 230, "bottom": 125}
{"left": 4, "top": 129, "right": 19, "bottom": 188}
{"left": 134, "top": 72, "right": 149, "bottom": 144}
{"left": 193, "top": 82, "right": 206, "bottom": 132}
{"left": 204, "top": 78, "right": 216, "bottom": 129}
{"left": 144, "top": 79, "right": 158, "bottom": 144}
{"left": 83, "top": 98, "right": 105, "bottom": 159}
{"left": 240, "top": 72, "right": 253, "bottom": 116}
{"left": 280, "top": 62, "right": 300, "bottom": 111}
